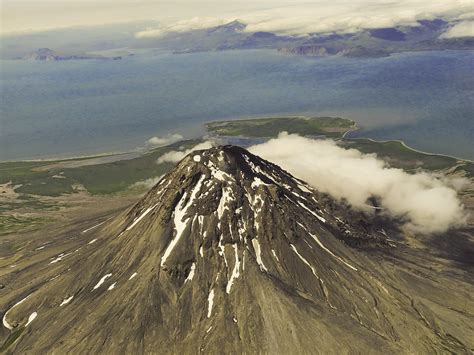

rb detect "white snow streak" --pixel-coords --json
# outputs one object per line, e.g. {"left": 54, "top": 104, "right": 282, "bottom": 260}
{"left": 126, "top": 204, "right": 158, "bottom": 231}
{"left": 290, "top": 244, "right": 319, "bottom": 278}
{"left": 251, "top": 177, "right": 268, "bottom": 189}
{"left": 129, "top": 272, "right": 138, "bottom": 280}
{"left": 185, "top": 263, "right": 196, "bottom": 283}
{"left": 49, "top": 252, "right": 72, "bottom": 264}
{"left": 161, "top": 175, "right": 205, "bottom": 267}
{"left": 226, "top": 245, "right": 240, "bottom": 294}
{"left": 92, "top": 273, "right": 112, "bottom": 290}
{"left": 271, "top": 249, "right": 279, "bottom": 262}
{"left": 81, "top": 216, "right": 113, "bottom": 233}
{"left": 25, "top": 312, "right": 37, "bottom": 327}
{"left": 3, "top": 294, "right": 32, "bottom": 330}
{"left": 252, "top": 239, "right": 268, "bottom": 272}
{"left": 217, "top": 187, "right": 234, "bottom": 220}
{"left": 108, "top": 282, "right": 117, "bottom": 291}
{"left": 296, "top": 200, "right": 326, "bottom": 223}
{"left": 207, "top": 289, "right": 215, "bottom": 318}
{"left": 60, "top": 296, "right": 74, "bottom": 306}
{"left": 297, "top": 222, "right": 357, "bottom": 271}
{"left": 297, "top": 182, "right": 312, "bottom": 193}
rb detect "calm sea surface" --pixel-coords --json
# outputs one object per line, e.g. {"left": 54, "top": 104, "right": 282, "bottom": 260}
{"left": 1, "top": 49, "right": 473, "bottom": 160}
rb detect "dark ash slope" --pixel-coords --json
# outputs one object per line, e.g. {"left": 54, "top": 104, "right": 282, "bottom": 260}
{"left": 1, "top": 146, "right": 473, "bottom": 354}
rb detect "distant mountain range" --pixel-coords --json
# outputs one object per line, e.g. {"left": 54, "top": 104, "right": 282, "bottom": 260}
{"left": 148, "top": 19, "right": 474, "bottom": 58}
{"left": 3, "top": 18, "right": 473, "bottom": 60}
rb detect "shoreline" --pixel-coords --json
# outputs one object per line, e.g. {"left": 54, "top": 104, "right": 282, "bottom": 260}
{"left": 2, "top": 118, "right": 472, "bottom": 165}
{"left": 342, "top": 122, "right": 472, "bottom": 162}
{"left": 4, "top": 135, "right": 471, "bottom": 166}
{"left": 345, "top": 136, "right": 473, "bottom": 163}
{"left": 0, "top": 149, "right": 147, "bottom": 164}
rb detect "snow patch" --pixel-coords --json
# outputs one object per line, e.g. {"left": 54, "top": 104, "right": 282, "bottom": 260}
{"left": 82, "top": 216, "right": 113, "bottom": 233}
{"left": 207, "top": 289, "right": 215, "bottom": 318}
{"left": 251, "top": 177, "right": 269, "bottom": 189}
{"left": 60, "top": 296, "right": 74, "bottom": 306}
{"left": 3, "top": 294, "right": 32, "bottom": 330}
{"left": 126, "top": 203, "right": 158, "bottom": 231}
{"left": 226, "top": 244, "right": 241, "bottom": 294}
{"left": 161, "top": 175, "right": 205, "bottom": 267}
{"left": 295, "top": 199, "right": 326, "bottom": 223}
{"left": 297, "top": 222, "right": 357, "bottom": 271}
{"left": 108, "top": 282, "right": 117, "bottom": 291}
{"left": 271, "top": 249, "right": 279, "bottom": 262}
{"left": 290, "top": 244, "right": 319, "bottom": 278}
{"left": 25, "top": 312, "right": 37, "bottom": 327}
{"left": 297, "top": 182, "right": 312, "bottom": 193}
{"left": 217, "top": 187, "right": 234, "bottom": 220}
{"left": 193, "top": 155, "right": 201, "bottom": 162}
{"left": 252, "top": 239, "right": 268, "bottom": 272}
{"left": 92, "top": 273, "right": 112, "bottom": 290}
{"left": 50, "top": 252, "right": 72, "bottom": 264}
{"left": 185, "top": 263, "right": 196, "bottom": 283}
{"left": 129, "top": 272, "right": 138, "bottom": 280}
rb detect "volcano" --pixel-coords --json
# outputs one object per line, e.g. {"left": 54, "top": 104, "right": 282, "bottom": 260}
{"left": 1, "top": 146, "right": 473, "bottom": 353}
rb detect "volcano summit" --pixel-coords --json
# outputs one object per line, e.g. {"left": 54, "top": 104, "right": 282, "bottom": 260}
{"left": 1, "top": 146, "right": 473, "bottom": 353}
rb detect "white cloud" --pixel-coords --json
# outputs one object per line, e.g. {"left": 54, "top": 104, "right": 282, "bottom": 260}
{"left": 135, "top": 0, "right": 474, "bottom": 38}
{"left": 249, "top": 132, "right": 468, "bottom": 234}
{"left": 147, "top": 133, "right": 183, "bottom": 146}
{"left": 157, "top": 141, "right": 213, "bottom": 164}
{"left": 130, "top": 175, "right": 164, "bottom": 189}
{"left": 135, "top": 17, "right": 236, "bottom": 38}
{"left": 440, "top": 21, "right": 474, "bottom": 39}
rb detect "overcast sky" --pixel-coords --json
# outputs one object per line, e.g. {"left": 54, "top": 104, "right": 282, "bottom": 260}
{"left": 1, "top": 0, "right": 473, "bottom": 36}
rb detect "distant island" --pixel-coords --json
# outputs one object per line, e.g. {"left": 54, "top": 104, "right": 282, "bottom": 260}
{"left": 20, "top": 48, "right": 122, "bottom": 61}
{"left": 4, "top": 18, "right": 473, "bottom": 60}
{"left": 151, "top": 19, "right": 474, "bottom": 59}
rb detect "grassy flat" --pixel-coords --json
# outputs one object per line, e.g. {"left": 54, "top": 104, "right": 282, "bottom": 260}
{"left": 2, "top": 116, "right": 470, "bottom": 199}
{"left": 206, "top": 116, "right": 356, "bottom": 138}
{"left": 0, "top": 139, "right": 201, "bottom": 196}
{"left": 341, "top": 139, "right": 457, "bottom": 170}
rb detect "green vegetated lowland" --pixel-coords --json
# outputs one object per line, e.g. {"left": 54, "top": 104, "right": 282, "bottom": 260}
{"left": 206, "top": 116, "right": 356, "bottom": 138}
{"left": 0, "top": 139, "right": 201, "bottom": 197}
{"left": 1, "top": 117, "right": 471, "bottom": 200}
{"left": 206, "top": 116, "right": 472, "bottom": 177}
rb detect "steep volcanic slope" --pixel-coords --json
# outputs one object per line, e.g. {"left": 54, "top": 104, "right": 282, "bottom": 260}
{"left": 1, "top": 146, "right": 473, "bottom": 353}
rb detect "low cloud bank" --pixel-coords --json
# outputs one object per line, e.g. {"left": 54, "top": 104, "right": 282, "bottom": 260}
{"left": 147, "top": 134, "right": 184, "bottom": 147}
{"left": 135, "top": 0, "right": 473, "bottom": 38}
{"left": 136, "top": 17, "right": 234, "bottom": 38}
{"left": 249, "top": 133, "right": 467, "bottom": 234}
{"left": 440, "top": 21, "right": 474, "bottom": 39}
{"left": 131, "top": 176, "right": 164, "bottom": 190}
{"left": 157, "top": 141, "right": 213, "bottom": 164}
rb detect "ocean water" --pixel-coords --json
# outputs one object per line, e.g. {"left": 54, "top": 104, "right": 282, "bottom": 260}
{"left": 1, "top": 49, "right": 473, "bottom": 160}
